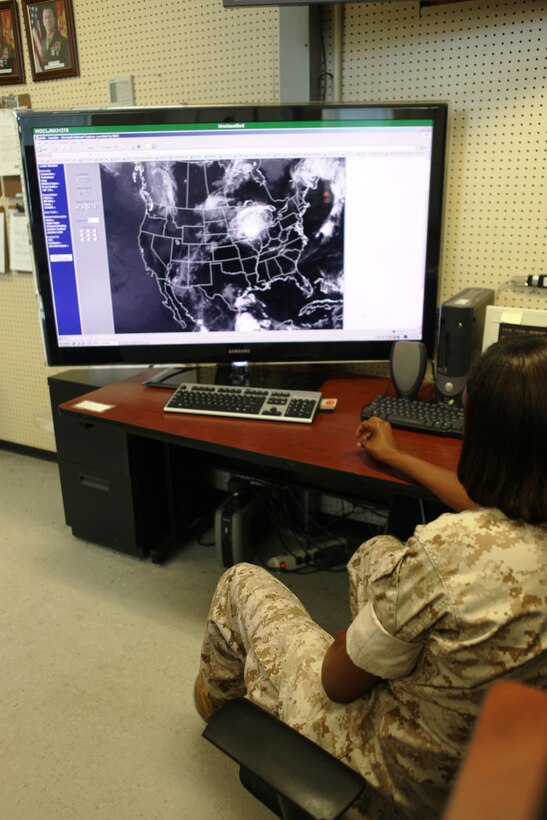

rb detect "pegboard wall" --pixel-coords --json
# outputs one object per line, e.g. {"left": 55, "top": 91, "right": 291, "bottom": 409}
{"left": 0, "top": 0, "right": 545, "bottom": 451}
{"left": 340, "top": 0, "right": 545, "bottom": 308}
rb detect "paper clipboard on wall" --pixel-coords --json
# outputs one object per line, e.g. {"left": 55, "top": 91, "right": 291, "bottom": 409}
{"left": 1, "top": 94, "right": 33, "bottom": 272}
{"left": 0, "top": 95, "right": 30, "bottom": 178}
{"left": 8, "top": 208, "right": 33, "bottom": 272}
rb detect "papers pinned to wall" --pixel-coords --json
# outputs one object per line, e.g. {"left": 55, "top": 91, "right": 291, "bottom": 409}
{"left": 9, "top": 211, "right": 33, "bottom": 272}
{"left": 0, "top": 109, "right": 21, "bottom": 176}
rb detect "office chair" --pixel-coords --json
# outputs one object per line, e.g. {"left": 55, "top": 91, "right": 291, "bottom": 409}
{"left": 202, "top": 698, "right": 367, "bottom": 820}
{"left": 202, "top": 681, "right": 547, "bottom": 820}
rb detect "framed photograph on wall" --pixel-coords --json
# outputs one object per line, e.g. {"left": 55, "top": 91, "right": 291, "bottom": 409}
{"left": 22, "top": 0, "right": 79, "bottom": 81}
{"left": 0, "top": 1, "right": 25, "bottom": 85}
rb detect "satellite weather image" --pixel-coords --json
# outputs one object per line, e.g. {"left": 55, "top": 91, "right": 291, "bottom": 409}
{"left": 100, "top": 156, "right": 346, "bottom": 334}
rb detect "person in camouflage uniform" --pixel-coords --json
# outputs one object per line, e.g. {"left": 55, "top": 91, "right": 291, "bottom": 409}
{"left": 196, "top": 336, "right": 547, "bottom": 819}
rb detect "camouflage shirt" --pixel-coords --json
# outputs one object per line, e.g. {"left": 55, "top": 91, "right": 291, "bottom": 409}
{"left": 344, "top": 507, "right": 547, "bottom": 817}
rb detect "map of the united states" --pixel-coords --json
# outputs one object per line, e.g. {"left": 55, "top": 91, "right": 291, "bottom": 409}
{"left": 101, "top": 156, "right": 345, "bottom": 334}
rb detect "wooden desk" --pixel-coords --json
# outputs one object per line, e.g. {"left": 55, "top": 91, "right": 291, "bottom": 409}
{"left": 50, "top": 370, "right": 462, "bottom": 562}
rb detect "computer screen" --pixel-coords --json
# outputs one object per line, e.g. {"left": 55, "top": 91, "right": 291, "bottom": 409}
{"left": 17, "top": 103, "right": 447, "bottom": 371}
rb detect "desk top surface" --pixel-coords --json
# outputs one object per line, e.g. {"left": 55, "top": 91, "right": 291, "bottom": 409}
{"left": 58, "top": 371, "right": 462, "bottom": 497}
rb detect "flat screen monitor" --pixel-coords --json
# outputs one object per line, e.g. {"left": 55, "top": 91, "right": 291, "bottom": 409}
{"left": 17, "top": 103, "right": 448, "bottom": 377}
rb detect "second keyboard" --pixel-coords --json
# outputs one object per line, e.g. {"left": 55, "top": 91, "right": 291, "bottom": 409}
{"left": 360, "top": 395, "right": 464, "bottom": 438}
{"left": 164, "top": 382, "right": 322, "bottom": 423}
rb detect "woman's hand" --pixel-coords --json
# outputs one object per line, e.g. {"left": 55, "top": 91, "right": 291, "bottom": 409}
{"left": 357, "top": 416, "right": 478, "bottom": 512}
{"left": 356, "top": 416, "right": 400, "bottom": 466}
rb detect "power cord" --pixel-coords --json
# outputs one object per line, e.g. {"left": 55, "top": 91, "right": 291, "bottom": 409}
{"left": 221, "top": 476, "right": 387, "bottom": 574}
{"left": 263, "top": 485, "right": 384, "bottom": 573}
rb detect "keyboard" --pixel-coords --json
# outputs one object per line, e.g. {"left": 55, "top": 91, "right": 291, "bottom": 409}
{"left": 163, "top": 382, "right": 323, "bottom": 424}
{"left": 360, "top": 395, "right": 464, "bottom": 438}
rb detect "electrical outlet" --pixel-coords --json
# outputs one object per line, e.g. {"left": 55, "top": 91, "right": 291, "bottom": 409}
{"left": 266, "top": 548, "right": 319, "bottom": 571}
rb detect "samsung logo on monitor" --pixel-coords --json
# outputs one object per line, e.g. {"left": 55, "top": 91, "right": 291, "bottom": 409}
{"left": 228, "top": 348, "right": 251, "bottom": 354}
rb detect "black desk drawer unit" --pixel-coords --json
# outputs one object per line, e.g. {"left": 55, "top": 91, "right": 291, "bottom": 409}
{"left": 48, "top": 370, "right": 175, "bottom": 560}
{"left": 58, "top": 460, "right": 140, "bottom": 554}
{"left": 54, "top": 413, "right": 131, "bottom": 475}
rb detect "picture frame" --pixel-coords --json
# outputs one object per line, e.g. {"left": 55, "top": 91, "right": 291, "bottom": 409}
{"left": 22, "top": 0, "right": 79, "bottom": 81}
{"left": 0, "top": 1, "right": 25, "bottom": 85}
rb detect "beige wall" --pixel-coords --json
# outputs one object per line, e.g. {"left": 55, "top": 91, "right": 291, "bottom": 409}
{"left": 0, "top": 0, "right": 545, "bottom": 451}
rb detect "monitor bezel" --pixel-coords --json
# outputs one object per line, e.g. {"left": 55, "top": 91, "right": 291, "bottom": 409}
{"left": 17, "top": 102, "right": 448, "bottom": 368}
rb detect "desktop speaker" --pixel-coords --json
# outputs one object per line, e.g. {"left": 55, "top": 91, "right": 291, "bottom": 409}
{"left": 436, "top": 287, "right": 494, "bottom": 405}
{"left": 390, "top": 341, "right": 428, "bottom": 400}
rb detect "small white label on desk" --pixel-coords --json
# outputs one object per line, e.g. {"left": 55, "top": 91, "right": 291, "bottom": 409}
{"left": 73, "top": 400, "right": 115, "bottom": 413}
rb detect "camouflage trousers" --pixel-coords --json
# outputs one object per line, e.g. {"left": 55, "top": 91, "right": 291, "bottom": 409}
{"left": 198, "top": 560, "right": 401, "bottom": 819}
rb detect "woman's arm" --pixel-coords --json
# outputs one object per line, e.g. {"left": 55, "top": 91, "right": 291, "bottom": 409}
{"left": 356, "top": 417, "right": 478, "bottom": 513}
{"left": 321, "top": 629, "right": 381, "bottom": 703}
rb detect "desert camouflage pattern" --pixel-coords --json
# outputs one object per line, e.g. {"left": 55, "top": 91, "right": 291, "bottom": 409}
{"left": 199, "top": 507, "right": 547, "bottom": 819}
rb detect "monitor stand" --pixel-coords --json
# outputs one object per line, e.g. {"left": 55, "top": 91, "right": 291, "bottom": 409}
{"left": 213, "top": 362, "right": 327, "bottom": 392}
{"left": 142, "top": 366, "right": 198, "bottom": 390}
{"left": 142, "top": 362, "right": 329, "bottom": 392}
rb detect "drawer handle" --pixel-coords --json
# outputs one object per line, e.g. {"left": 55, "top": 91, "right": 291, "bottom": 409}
{"left": 79, "top": 422, "right": 95, "bottom": 431}
{"left": 79, "top": 473, "right": 109, "bottom": 492}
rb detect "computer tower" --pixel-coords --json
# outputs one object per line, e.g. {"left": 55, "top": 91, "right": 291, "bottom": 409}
{"left": 214, "top": 490, "right": 260, "bottom": 568}
{"left": 436, "top": 287, "right": 494, "bottom": 405}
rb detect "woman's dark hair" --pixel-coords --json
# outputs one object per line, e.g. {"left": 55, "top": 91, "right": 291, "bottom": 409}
{"left": 457, "top": 335, "right": 547, "bottom": 525}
